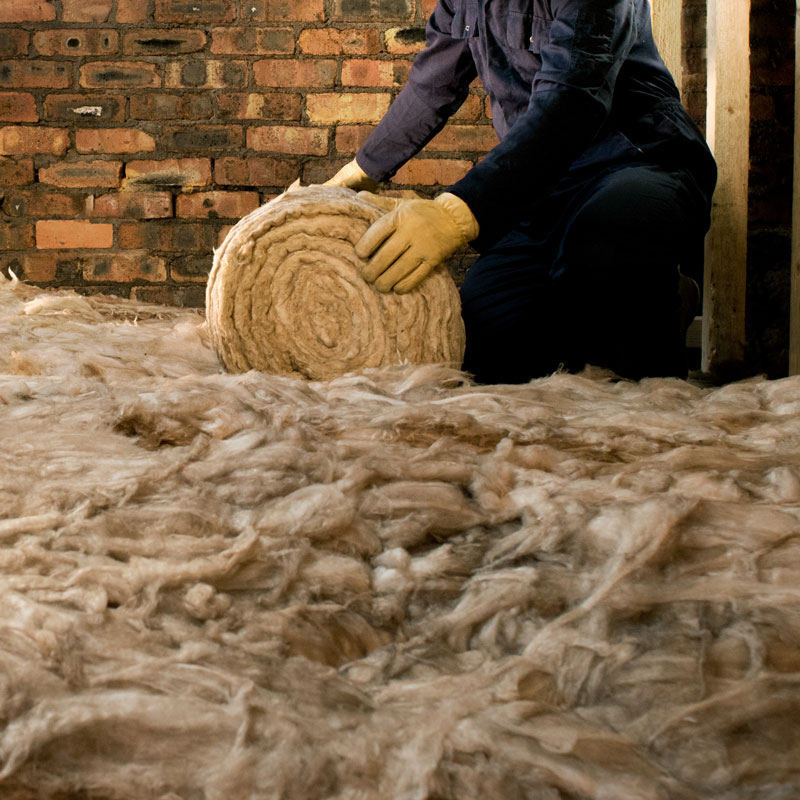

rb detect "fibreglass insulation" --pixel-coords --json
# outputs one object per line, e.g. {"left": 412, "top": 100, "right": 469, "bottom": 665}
{"left": 206, "top": 186, "right": 466, "bottom": 379}
{"left": 1, "top": 273, "right": 800, "bottom": 799}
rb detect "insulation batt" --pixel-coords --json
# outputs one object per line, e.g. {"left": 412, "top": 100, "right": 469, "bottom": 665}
{"left": 1, "top": 272, "right": 800, "bottom": 799}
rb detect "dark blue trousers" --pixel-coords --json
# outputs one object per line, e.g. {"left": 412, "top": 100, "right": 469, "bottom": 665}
{"left": 459, "top": 164, "right": 708, "bottom": 384}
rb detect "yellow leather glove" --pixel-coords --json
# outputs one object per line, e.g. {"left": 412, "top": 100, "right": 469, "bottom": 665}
{"left": 355, "top": 193, "right": 479, "bottom": 293}
{"left": 324, "top": 159, "right": 379, "bottom": 192}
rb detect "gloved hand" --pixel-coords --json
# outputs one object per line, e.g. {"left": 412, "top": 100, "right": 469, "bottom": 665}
{"left": 355, "top": 193, "right": 479, "bottom": 293}
{"left": 324, "top": 159, "right": 379, "bottom": 192}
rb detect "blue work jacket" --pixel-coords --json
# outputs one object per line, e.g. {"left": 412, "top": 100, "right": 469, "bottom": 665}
{"left": 356, "top": 0, "right": 716, "bottom": 245}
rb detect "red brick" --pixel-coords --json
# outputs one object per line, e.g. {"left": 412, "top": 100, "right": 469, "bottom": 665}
{"left": 155, "top": 0, "right": 235, "bottom": 22}
{"left": 123, "top": 30, "right": 206, "bottom": 55}
{"left": 211, "top": 27, "right": 295, "bottom": 54}
{"left": 342, "top": 58, "right": 412, "bottom": 87}
{"left": 165, "top": 59, "right": 248, "bottom": 89}
{"left": 0, "top": 93, "right": 37, "bottom": 122}
{"left": 384, "top": 26, "right": 427, "bottom": 54}
{"left": 0, "top": 253, "right": 59, "bottom": 282}
{"left": 247, "top": 125, "right": 329, "bottom": 155}
{"left": 131, "top": 284, "right": 206, "bottom": 307}
{"left": 424, "top": 124, "right": 499, "bottom": 152}
{"left": 0, "top": 222, "right": 34, "bottom": 249}
{"left": 393, "top": 158, "right": 473, "bottom": 186}
{"left": 62, "top": 0, "right": 112, "bottom": 21}
{"left": 0, "top": 61, "right": 70, "bottom": 89}
{"left": 420, "top": 0, "right": 437, "bottom": 17}
{"left": 33, "top": 30, "right": 118, "bottom": 56}
{"left": 119, "top": 221, "right": 217, "bottom": 251}
{"left": 335, "top": 124, "right": 375, "bottom": 153}
{"left": 80, "top": 61, "right": 161, "bottom": 89}
{"left": 130, "top": 94, "right": 213, "bottom": 120}
{"left": 39, "top": 159, "right": 123, "bottom": 188}
{"left": 163, "top": 125, "right": 243, "bottom": 152}
{"left": 216, "top": 92, "right": 301, "bottom": 121}
{"left": 0, "top": 0, "right": 55, "bottom": 22}
{"left": 254, "top": 59, "right": 337, "bottom": 88}
{"left": 0, "top": 156, "right": 33, "bottom": 185}
{"left": 3, "top": 190, "right": 85, "bottom": 218}
{"left": 125, "top": 158, "right": 212, "bottom": 188}
{"left": 333, "top": 0, "right": 413, "bottom": 21}
{"left": 0, "top": 126, "right": 69, "bottom": 155}
{"left": 306, "top": 93, "right": 390, "bottom": 124}
{"left": 215, "top": 156, "right": 298, "bottom": 187}
{"left": 116, "top": 0, "right": 149, "bottom": 22}
{"left": 81, "top": 253, "right": 168, "bottom": 282}
{"left": 43, "top": 94, "right": 126, "bottom": 125}
{"left": 452, "top": 93, "right": 484, "bottom": 122}
{"left": 169, "top": 254, "right": 213, "bottom": 283}
{"left": 176, "top": 191, "right": 260, "bottom": 219}
{"left": 77, "top": 128, "right": 156, "bottom": 154}
{"left": 92, "top": 191, "right": 173, "bottom": 218}
{"left": 244, "top": 0, "right": 325, "bottom": 21}
{"left": 298, "top": 28, "right": 381, "bottom": 55}
{"left": 36, "top": 220, "right": 113, "bottom": 249}
{"left": 0, "top": 29, "right": 30, "bottom": 57}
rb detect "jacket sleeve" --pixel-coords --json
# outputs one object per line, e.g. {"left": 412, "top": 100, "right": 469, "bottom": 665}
{"left": 355, "top": 0, "right": 478, "bottom": 182}
{"left": 448, "top": 0, "right": 638, "bottom": 245}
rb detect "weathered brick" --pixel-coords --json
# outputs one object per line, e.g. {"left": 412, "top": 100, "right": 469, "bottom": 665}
{"left": 131, "top": 284, "right": 206, "bottom": 307}
{"left": 123, "top": 30, "right": 207, "bottom": 55}
{"left": 36, "top": 220, "right": 113, "bottom": 249}
{"left": 211, "top": 27, "right": 295, "bottom": 54}
{"left": 335, "top": 124, "right": 376, "bottom": 153}
{"left": 62, "top": 0, "right": 113, "bottom": 21}
{"left": 116, "top": 0, "right": 149, "bottom": 22}
{"left": 0, "top": 0, "right": 55, "bottom": 22}
{"left": 33, "top": 30, "right": 118, "bottom": 56}
{"left": 176, "top": 191, "right": 260, "bottom": 219}
{"left": 163, "top": 125, "right": 243, "bottom": 152}
{"left": 0, "top": 253, "right": 60, "bottom": 282}
{"left": 0, "top": 29, "right": 30, "bottom": 57}
{"left": 244, "top": 0, "right": 325, "bottom": 21}
{"left": 0, "top": 222, "right": 34, "bottom": 250}
{"left": 0, "top": 126, "right": 69, "bottom": 155}
{"left": 92, "top": 191, "right": 173, "bottom": 218}
{"left": 306, "top": 92, "right": 391, "bottom": 124}
{"left": 452, "top": 93, "right": 483, "bottom": 122}
{"left": 76, "top": 128, "right": 156, "bottom": 153}
{"left": 420, "top": 0, "right": 437, "bottom": 18}
{"left": 119, "top": 221, "right": 217, "bottom": 252}
{"left": 216, "top": 92, "right": 302, "bottom": 121}
{"left": 155, "top": 0, "right": 235, "bottom": 22}
{"left": 0, "top": 60, "right": 70, "bottom": 89}
{"left": 165, "top": 59, "right": 248, "bottom": 89}
{"left": 39, "top": 159, "right": 123, "bottom": 188}
{"left": 0, "top": 156, "right": 33, "bottom": 185}
{"left": 254, "top": 58, "right": 337, "bottom": 88}
{"left": 384, "top": 26, "right": 427, "bottom": 54}
{"left": 393, "top": 158, "right": 473, "bottom": 185}
{"left": 425, "top": 124, "right": 499, "bottom": 152}
{"left": 333, "top": 0, "right": 413, "bottom": 21}
{"left": 81, "top": 253, "right": 168, "bottom": 282}
{"left": 3, "top": 190, "right": 85, "bottom": 218}
{"left": 298, "top": 27, "right": 381, "bottom": 55}
{"left": 0, "top": 92, "right": 37, "bottom": 122}
{"left": 170, "top": 254, "right": 213, "bottom": 282}
{"left": 130, "top": 93, "right": 214, "bottom": 120}
{"left": 341, "top": 58, "right": 412, "bottom": 87}
{"left": 215, "top": 156, "right": 298, "bottom": 187}
{"left": 43, "top": 94, "right": 126, "bottom": 125}
{"left": 125, "top": 158, "right": 212, "bottom": 188}
{"left": 80, "top": 61, "right": 161, "bottom": 89}
{"left": 247, "top": 125, "right": 328, "bottom": 155}
{"left": 301, "top": 158, "right": 350, "bottom": 185}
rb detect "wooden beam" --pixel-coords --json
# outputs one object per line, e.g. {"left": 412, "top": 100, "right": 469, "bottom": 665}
{"left": 790, "top": 0, "right": 800, "bottom": 375}
{"left": 702, "top": 0, "right": 750, "bottom": 376}
{"left": 650, "top": 0, "right": 683, "bottom": 92}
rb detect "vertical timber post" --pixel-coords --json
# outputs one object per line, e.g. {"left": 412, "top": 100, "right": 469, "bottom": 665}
{"left": 790, "top": 0, "right": 800, "bottom": 374}
{"left": 650, "top": 0, "right": 683, "bottom": 92}
{"left": 703, "top": 0, "right": 751, "bottom": 376}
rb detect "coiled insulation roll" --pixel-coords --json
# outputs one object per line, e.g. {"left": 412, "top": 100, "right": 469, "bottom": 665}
{"left": 205, "top": 185, "right": 466, "bottom": 380}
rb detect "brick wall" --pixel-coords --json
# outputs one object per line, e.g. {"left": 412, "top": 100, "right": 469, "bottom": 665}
{"left": 0, "top": 0, "right": 495, "bottom": 305}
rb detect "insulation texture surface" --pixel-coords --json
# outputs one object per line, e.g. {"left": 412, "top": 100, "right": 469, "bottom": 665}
{"left": 1, "top": 274, "right": 800, "bottom": 799}
{"left": 206, "top": 185, "right": 466, "bottom": 379}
